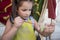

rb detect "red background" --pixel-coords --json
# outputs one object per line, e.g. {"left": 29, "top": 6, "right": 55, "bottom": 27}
{"left": 0, "top": 0, "right": 12, "bottom": 25}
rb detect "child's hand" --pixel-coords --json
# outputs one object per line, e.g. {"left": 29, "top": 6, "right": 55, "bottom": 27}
{"left": 13, "top": 16, "right": 24, "bottom": 29}
{"left": 40, "top": 23, "right": 55, "bottom": 37}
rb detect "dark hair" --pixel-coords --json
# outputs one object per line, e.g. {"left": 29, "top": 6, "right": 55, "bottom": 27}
{"left": 10, "top": 0, "right": 34, "bottom": 24}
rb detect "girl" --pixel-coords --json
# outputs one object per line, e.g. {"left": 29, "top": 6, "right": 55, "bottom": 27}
{"left": 2, "top": 0, "right": 55, "bottom": 40}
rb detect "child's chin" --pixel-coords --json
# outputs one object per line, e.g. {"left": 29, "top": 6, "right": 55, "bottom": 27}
{"left": 24, "top": 18, "right": 28, "bottom": 20}
{"left": 24, "top": 17, "right": 28, "bottom": 20}
{"left": 22, "top": 17, "right": 27, "bottom": 20}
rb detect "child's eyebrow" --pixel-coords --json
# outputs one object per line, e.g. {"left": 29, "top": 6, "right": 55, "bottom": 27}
{"left": 20, "top": 7, "right": 32, "bottom": 9}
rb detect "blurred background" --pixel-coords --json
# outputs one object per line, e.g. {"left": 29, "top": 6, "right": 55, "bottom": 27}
{"left": 0, "top": 0, "right": 60, "bottom": 40}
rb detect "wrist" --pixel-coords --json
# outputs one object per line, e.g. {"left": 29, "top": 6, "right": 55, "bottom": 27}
{"left": 40, "top": 24, "right": 45, "bottom": 32}
{"left": 11, "top": 26, "right": 18, "bottom": 32}
{"left": 13, "top": 24, "right": 19, "bottom": 29}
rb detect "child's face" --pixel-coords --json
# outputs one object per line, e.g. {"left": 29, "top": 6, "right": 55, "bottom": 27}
{"left": 17, "top": 1, "right": 33, "bottom": 19}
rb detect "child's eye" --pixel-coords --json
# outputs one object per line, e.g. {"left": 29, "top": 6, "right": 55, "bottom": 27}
{"left": 22, "top": 9, "right": 27, "bottom": 11}
{"left": 21, "top": 9, "right": 32, "bottom": 11}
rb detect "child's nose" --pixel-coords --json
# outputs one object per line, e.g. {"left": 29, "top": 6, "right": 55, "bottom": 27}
{"left": 26, "top": 11, "right": 31, "bottom": 15}
{"left": 26, "top": 13, "right": 29, "bottom": 16}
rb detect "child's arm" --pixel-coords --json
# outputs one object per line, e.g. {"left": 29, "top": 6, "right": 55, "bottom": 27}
{"left": 2, "top": 16, "right": 24, "bottom": 40}
{"left": 34, "top": 19, "right": 55, "bottom": 37}
{"left": 1, "top": 19, "right": 18, "bottom": 40}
